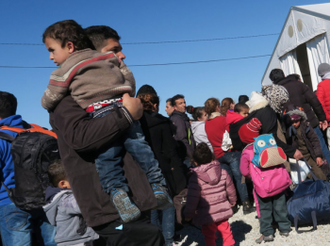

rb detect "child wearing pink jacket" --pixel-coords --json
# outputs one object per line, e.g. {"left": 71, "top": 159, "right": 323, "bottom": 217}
{"left": 184, "top": 143, "right": 237, "bottom": 246}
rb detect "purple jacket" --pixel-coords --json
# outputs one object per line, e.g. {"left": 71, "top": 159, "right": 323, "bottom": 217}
{"left": 184, "top": 160, "right": 237, "bottom": 226}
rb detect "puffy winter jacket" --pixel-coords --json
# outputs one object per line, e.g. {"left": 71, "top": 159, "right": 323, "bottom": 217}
{"left": 184, "top": 160, "right": 237, "bottom": 226}
{"left": 317, "top": 79, "right": 330, "bottom": 122}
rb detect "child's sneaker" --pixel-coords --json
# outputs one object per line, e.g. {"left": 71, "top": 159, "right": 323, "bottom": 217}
{"left": 255, "top": 234, "right": 274, "bottom": 244}
{"left": 110, "top": 188, "right": 141, "bottom": 223}
{"left": 151, "top": 183, "right": 173, "bottom": 210}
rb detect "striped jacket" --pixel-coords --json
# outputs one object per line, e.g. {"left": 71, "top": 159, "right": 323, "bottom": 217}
{"left": 41, "top": 49, "right": 135, "bottom": 111}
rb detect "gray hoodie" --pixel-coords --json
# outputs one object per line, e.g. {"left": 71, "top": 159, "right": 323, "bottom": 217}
{"left": 191, "top": 121, "right": 213, "bottom": 152}
{"left": 43, "top": 188, "right": 99, "bottom": 246}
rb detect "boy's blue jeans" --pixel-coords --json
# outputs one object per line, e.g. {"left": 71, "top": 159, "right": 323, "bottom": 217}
{"left": 94, "top": 107, "right": 166, "bottom": 194}
{"left": 0, "top": 202, "right": 56, "bottom": 246}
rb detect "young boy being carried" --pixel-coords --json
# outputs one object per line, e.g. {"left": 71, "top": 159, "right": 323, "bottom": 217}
{"left": 43, "top": 160, "right": 99, "bottom": 246}
{"left": 41, "top": 20, "right": 171, "bottom": 223}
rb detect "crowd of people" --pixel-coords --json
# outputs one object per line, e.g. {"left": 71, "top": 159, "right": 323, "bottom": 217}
{"left": 1, "top": 18, "right": 330, "bottom": 246}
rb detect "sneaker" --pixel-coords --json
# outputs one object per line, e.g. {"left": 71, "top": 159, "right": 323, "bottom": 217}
{"left": 242, "top": 200, "right": 256, "bottom": 215}
{"left": 279, "top": 231, "right": 290, "bottom": 237}
{"left": 110, "top": 188, "right": 141, "bottom": 223}
{"left": 255, "top": 234, "right": 274, "bottom": 244}
{"left": 151, "top": 183, "right": 173, "bottom": 210}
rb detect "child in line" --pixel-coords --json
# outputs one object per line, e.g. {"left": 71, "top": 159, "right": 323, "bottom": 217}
{"left": 240, "top": 132, "right": 292, "bottom": 243}
{"left": 43, "top": 160, "right": 99, "bottom": 246}
{"left": 223, "top": 103, "right": 250, "bottom": 151}
{"left": 184, "top": 143, "right": 237, "bottom": 246}
{"left": 283, "top": 106, "right": 327, "bottom": 180}
{"left": 41, "top": 20, "right": 171, "bottom": 223}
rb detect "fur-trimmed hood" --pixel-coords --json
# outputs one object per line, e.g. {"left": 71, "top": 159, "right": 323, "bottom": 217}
{"left": 249, "top": 91, "right": 269, "bottom": 114}
{"left": 285, "top": 108, "right": 308, "bottom": 121}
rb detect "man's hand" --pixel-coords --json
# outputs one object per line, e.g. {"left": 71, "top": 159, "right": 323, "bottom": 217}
{"left": 319, "top": 120, "right": 328, "bottom": 131}
{"left": 293, "top": 149, "right": 303, "bottom": 160}
{"left": 316, "top": 157, "right": 324, "bottom": 167}
{"left": 122, "top": 93, "right": 143, "bottom": 120}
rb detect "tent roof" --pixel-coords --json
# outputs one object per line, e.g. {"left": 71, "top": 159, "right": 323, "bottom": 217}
{"left": 261, "top": 3, "right": 330, "bottom": 86}
{"left": 294, "top": 3, "right": 330, "bottom": 19}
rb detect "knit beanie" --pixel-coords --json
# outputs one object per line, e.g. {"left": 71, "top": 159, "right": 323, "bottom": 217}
{"left": 318, "top": 63, "right": 330, "bottom": 77}
{"left": 136, "top": 84, "right": 158, "bottom": 96}
{"left": 262, "top": 84, "right": 289, "bottom": 114}
{"left": 238, "top": 118, "right": 262, "bottom": 144}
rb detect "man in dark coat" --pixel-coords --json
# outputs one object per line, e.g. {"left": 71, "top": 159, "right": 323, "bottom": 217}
{"left": 170, "top": 94, "right": 196, "bottom": 166}
{"left": 269, "top": 69, "right": 330, "bottom": 170}
{"left": 49, "top": 25, "right": 163, "bottom": 246}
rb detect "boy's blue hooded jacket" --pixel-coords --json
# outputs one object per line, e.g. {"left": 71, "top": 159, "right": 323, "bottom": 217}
{"left": 0, "top": 115, "right": 24, "bottom": 206}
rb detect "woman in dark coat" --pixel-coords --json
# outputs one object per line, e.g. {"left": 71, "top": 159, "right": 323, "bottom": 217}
{"left": 137, "top": 85, "right": 187, "bottom": 246}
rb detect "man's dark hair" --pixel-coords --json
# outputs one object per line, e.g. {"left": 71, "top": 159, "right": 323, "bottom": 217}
{"left": 269, "top": 69, "right": 285, "bottom": 83}
{"left": 42, "top": 20, "right": 94, "bottom": 50}
{"left": 47, "top": 159, "right": 67, "bottom": 187}
{"left": 193, "top": 142, "right": 214, "bottom": 165}
{"left": 171, "top": 94, "right": 184, "bottom": 107}
{"left": 234, "top": 103, "right": 249, "bottom": 113}
{"left": 84, "top": 25, "right": 120, "bottom": 51}
{"left": 166, "top": 98, "right": 172, "bottom": 106}
{"left": 0, "top": 91, "right": 17, "bottom": 119}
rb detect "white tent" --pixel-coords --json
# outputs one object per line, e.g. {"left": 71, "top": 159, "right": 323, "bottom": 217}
{"left": 262, "top": 3, "right": 330, "bottom": 91}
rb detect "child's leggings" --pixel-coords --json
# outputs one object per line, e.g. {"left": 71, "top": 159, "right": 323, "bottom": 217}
{"left": 201, "top": 220, "right": 235, "bottom": 246}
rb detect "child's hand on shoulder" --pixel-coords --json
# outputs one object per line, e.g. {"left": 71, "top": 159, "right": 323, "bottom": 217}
{"left": 316, "top": 157, "right": 324, "bottom": 167}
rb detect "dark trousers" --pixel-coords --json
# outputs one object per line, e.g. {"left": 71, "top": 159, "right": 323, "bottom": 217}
{"left": 93, "top": 217, "right": 164, "bottom": 246}
{"left": 256, "top": 192, "right": 291, "bottom": 236}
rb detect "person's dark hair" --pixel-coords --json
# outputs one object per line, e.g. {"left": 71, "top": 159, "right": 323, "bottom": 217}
{"left": 220, "top": 97, "right": 234, "bottom": 116}
{"left": 193, "top": 142, "right": 214, "bottom": 166}
{"left": 171, "top": 94, "right": 184, "bottom": 107}
{"left": 47, "top": 159, "right": 67, "bottom": 187}
{"left": 234, "top": 103, "right": 249, "bottom": 113}
{"left": 84, "top": 25, "right": 120, "bottom": 51}
{"left": 166, "top": 98, "right": 172, "bottom": 106}
{"left": 136, "top": 84, "right": 158, "bottom": 96}
{"left": 42, "top": 20, "right": 94, "bottom": 50}
{"left": 238, "top": 95, "right": 249, "bottom": 104}
{"left": 0, "top": 91, "right": 17, "bottom": 119}
{"left": 187, "top": 106, "right": 205, "bottom": 121}
{"left": 137, "top": 93, "right": 160, "bottom": 111}
{"left": 204, "top": 98, "right": 220, "bottom": 115}
{"left": 269, "top": 69, "right": 285, "bottom": 83}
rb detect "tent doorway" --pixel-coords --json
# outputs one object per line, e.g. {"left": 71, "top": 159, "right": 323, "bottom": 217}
{"left": 296, "top": 43, "right": 313, "bottom": 90}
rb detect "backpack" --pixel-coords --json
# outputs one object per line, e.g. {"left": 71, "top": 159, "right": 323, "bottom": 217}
{"left": 252, "top": 134, "right": 287, "bottom": 168}
{"left": 243, "top": 143, "right": 291, "bottom": 198}
{"left": 0, "top": 123, "right": 59, "bottom": 211}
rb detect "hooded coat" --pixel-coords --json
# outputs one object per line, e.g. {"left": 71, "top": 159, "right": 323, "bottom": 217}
{"left": 184, "top": 161, "right": 236, "bottom": 226}
{"left": 43, "top": 187, "right": 99, "bottom": 246}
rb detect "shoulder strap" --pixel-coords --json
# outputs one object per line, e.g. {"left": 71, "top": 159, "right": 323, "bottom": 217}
{"left": 0, "top": 131, "right": 15, "bottom": 142}
{"left": 0, "top": 124, "right": 57, "bottom": 139}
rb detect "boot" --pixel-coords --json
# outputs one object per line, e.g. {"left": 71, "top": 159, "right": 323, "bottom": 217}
{"left": 242, "top": 200, "right": 256, "bottom": 215}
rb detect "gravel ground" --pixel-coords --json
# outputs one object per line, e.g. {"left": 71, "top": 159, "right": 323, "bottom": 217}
{"left": 175, "top": 205, "right": 330, "bottom": 246}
